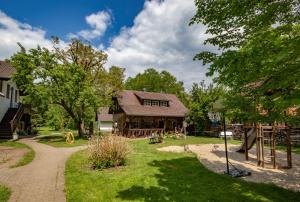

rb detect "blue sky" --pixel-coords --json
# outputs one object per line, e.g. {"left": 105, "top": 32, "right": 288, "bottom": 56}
{"left": 1, "top": 0, "right": 144, "bottom": 47}
{"left": 0, "top": 0, "right": 213, "bottom": 89}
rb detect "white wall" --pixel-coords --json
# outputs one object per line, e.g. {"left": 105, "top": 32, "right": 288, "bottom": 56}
{"left": 98, "top": 121, "right": 113, "bottom": 132}
{"left": 0, "top": 79, "right": 19, "bottom": 122}
{"left": 0, "top": 96, "right": 10, "bottom": 122}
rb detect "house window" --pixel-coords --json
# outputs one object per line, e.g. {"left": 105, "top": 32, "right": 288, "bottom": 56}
{"left": 143, "top": 99, "right": 151, "bottom": 106}
{"left": 131, "top": 121, "right": 139, "bottom": 129}
{"left": 160, "top": 101, "right": 168, "bottom": 107}
{"left": 151, "top": 100, "right": 159, "bottom": 106}
{"left": 6, "top": 84, "right": 10, "bottom": 98}
{"left": 15, "top": 90, "right": 18, "bottom": 102}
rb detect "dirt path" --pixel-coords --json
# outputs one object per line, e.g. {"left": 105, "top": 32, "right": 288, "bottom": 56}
{"left": 0, "top": 138, "right": 86, "bottom": 202}
{"left": 158, "top": 144, "right": 300, "bottom": 191}
{"left": 0, "top": 147, "right": 29, "bottom": 169}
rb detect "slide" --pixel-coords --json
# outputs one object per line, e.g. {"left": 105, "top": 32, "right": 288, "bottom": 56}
{"left": 236, "top": 128, "right": 256, "bottom": 153}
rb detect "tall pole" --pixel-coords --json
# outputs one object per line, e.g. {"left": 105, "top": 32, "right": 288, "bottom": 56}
{"left": 223, "top": 112, "right": 229, "bottom": 174}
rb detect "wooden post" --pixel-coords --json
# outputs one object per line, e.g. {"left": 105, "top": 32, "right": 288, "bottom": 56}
{"left": 163, "top": 117, "right": 166, "bottom": 133}
{"left": 271, "top": 125, "right": 276, "bottom": 169}
{"left": 256, "top": 123, "right": 260, "bottom": 166}
{"left": 261, "top": 125, "right": 264, "bottom": 168}
{"left": 286, "top": 124, "right": 292, "bottom": 168}
{"left": 244, "top": 126, "right": 249, "bottom": 161}
{"left": 223, "top": 113, "right": 229, "bottom": 175}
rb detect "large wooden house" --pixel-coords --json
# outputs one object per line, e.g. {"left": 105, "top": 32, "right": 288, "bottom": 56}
{"left": 111, "top": 90, "right": 188, "bottom": 137}
{"left": 0, "top": 61, "right": 31, "bottom": 139}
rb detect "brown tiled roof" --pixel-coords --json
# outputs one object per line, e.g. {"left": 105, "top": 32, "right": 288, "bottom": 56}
{"left": 97, "top": 107, "right": 113, "bottom": 122}
{"left": 116, "top": 90, "right": 188, "bottom": 117}
{"left": 134, "top": 91, "right": 170, "bottom": 101}
{"left": 0, "top": 61, "right": 16, "bottom": 80}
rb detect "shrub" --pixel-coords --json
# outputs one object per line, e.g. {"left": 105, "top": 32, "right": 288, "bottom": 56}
{"left": 88, "top": 135, "right": 131, "bottom": 169}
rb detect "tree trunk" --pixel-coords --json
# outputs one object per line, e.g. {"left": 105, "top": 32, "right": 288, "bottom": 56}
{"left": 77, "top": 120, "right": 85, "bottom": 138}
{"left": 89, "top": 121, "right": 94, "bottom": 136}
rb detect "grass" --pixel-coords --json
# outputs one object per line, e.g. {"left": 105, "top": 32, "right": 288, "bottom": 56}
{"left": 36, "top": 126, "right": 59, "bottom": 136}
{"left": 37, "top": 127, "right": 88, "bottom": 147}
{"left": 161, "top": 135, "right": 241, "bottom": 146}
{"left": 65, "top": 136, "right": 300, "bottom": 202}
{"left": 0, "top": 141, "right": 35, "bottom": 168}
{"left": 0, "top": 185, "right": 10, "bottom": 202}
{"left": 276, "top": 144, "right": 300, "bottom": 154}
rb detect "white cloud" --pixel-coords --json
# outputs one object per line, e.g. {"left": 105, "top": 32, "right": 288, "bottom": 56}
{"left": 70, "top": 11, "right": 111, "bottom": 40}
{"left": 105, "top": 0, "right": 216, "bottom": 90}
{"left": 0, "top": 10, "right": 55, "bottom": 60}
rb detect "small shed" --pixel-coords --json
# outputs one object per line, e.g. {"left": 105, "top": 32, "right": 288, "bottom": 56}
{"left": 97, "top": 107, "right": 113, "bottom": 132}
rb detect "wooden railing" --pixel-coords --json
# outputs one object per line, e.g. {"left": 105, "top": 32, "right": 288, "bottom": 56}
{"left": 10, "top": 103, "right": 25, "bottom": 133}
{"left": 125, "top": 128, "right": 164, "bottom": 137}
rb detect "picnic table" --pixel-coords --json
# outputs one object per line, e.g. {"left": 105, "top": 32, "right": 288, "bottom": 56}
{"left": 148, "top": 133, "right": 163, "bottom": 144}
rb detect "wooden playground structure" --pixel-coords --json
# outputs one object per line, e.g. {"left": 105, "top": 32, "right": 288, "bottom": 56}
{"left": 240, "top": 123, "right": 296, "bottom": 169}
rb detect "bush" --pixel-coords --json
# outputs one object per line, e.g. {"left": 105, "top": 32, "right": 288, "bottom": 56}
{"left": 88, "top": 135, "right": 131, "bottom": 169}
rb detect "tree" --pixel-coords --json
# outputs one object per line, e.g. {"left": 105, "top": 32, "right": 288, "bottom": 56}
{"left": 190, "top": 0, "right": 299, "bottom": 49}
{"left": 45, "top": 105, "right": 75, "bottom": 131}
{"left": 188, "top": 81, "right": 225, "bottom": 131}
{"left": 125, "top": 68, "right": 188, "bottom": 104}
{"left": 190, "top": 1, "right": 300, "bottom": 124}
{"left": 11, "top": 39, "right": 124, "bottom": 137}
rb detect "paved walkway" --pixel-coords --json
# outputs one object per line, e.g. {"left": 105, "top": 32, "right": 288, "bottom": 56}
{"left": 0, "top": 138, "right": 86, "bottom": 202}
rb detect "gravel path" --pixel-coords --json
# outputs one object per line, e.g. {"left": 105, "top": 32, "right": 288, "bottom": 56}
{"left": 158, "top": 144, "right": 300, "bottom": 191}
{"left": 0, "top": 138, "right": 86, "bottom": 202}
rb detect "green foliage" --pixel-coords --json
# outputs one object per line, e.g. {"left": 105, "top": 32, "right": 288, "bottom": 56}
{"left": 187, "top": 81, "right": 225, "bottom": 131}
{"left": 191, "top": 1, "right": 300, "bottom": 124}
{"left": 0, "top": 185, "right": 10, "bottom": 202}
{"left": 125, "top": 68, "right": 188, "bottom": 104}
{"left": 45, "top": 105, "right": 75, "bottom": 131}
{"left": 10, "top": 39, "right": 125, "bottom": 136}
{"left": 190, "top": 0, "right": 299, "bottom": 49}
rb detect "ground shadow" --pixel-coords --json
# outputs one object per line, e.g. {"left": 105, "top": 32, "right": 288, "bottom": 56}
{"left": 35, "top": 135, "right": 87, "bottom": 144}
{"left": 117, "top": 156, "right": 300, "bottom": 202}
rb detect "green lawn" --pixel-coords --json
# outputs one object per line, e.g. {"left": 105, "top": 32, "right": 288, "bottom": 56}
{"left": 276, "top": 144, "right": 300, "bottom": 154}
{"left": 65, "top": 136, "right": 300, "bottom": 202}
{"left": 160, "top": 136, "right": 241, "bottom": 146}
{"left": 0, "top": 185, "right": 10, "bottom": 202}
{"left": 37, "top": 127, "right": 88, "bottom": 147}
{"left": 0, "top": 141, "right": 35, "bottom": 168}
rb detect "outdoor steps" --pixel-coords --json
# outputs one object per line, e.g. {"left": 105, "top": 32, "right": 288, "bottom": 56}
{"left": 0, "top": 108, "right": 18, "bottom": 139}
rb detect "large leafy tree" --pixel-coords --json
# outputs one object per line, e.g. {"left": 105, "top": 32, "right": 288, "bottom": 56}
{"left": 11, "top": 39, "right": 124, "bottom": 136}
{"left": 188, "top": 81, "right": 225, "bottom": 131}
{"left": 190, "top": 1, "right": 300, "bottom": 124}
{"left": 125, "top": 68, "right": 188, "bottom": 104}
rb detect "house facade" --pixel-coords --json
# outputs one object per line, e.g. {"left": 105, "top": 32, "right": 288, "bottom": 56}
{"left": 112, "top": 90, "right": 188, "bottom": 137}
{"left": 0, "top": 61, "right": 31, "bottom": 139}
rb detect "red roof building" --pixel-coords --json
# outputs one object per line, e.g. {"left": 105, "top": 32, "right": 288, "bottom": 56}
{"left": 112, "top": 90, "right": 188, "bottom": 137}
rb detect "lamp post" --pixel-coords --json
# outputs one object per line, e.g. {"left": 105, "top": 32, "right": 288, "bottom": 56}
{"left": 209, "top": 99, "right": 229, "bottom": 175}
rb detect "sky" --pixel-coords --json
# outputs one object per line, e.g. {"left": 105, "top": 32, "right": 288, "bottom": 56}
{"left": 0, "top": 0, "right": 214, "bottom": 90}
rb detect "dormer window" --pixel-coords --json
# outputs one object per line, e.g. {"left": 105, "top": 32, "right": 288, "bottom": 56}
{"left": 151, "top": 100, "right": 159, "bottom": 106}
{"left": 143, "top": 99, "right": 151, "bottom": 105}
{"left": 142, "top": 99, "right": 169, "bottom": 107}
{"left": 161, "top": 101, "right": 168, "bottom": 107}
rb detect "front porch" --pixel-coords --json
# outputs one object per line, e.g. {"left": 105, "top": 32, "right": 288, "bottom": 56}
{"left": 115, "top": 115, "right": 184, "bottom": 137}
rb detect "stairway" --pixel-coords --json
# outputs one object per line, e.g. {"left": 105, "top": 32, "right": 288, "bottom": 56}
{"left": 0, "top": 108, "right": 18, "bottom": 139}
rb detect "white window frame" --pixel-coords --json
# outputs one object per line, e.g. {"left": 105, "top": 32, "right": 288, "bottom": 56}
{"left": 143, "top": 99, "right": 151, "bottom": 106}
{"left": 151, "top": 100, "right": 159, "bottom": 106}
{"left": 160, "top": 101, "right": 168, "bottom": 107}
